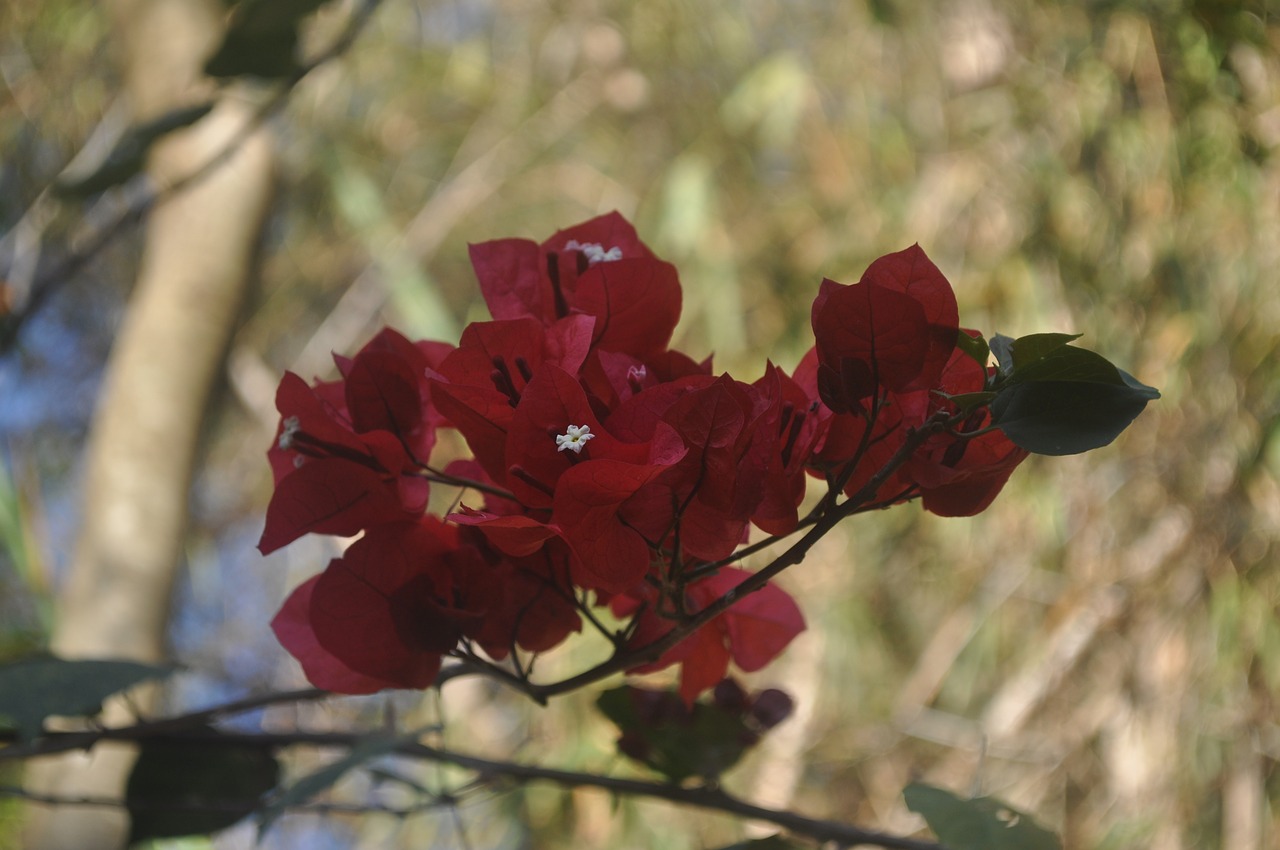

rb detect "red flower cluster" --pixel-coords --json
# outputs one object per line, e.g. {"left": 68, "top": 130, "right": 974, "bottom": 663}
{"left": 264, "top": 212, "right": 1026, "bottom": 698}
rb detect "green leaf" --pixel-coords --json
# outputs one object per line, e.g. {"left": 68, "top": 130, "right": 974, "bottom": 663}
{"left": 991, "top": 377, "right": 1155, "bottom": 455}
{"left": 596, "top": 686, "right": 759, "bottom": 783}
{"left": 204, "top": 0, "right": 331, "bottom": 78}
{"left": 126, "top": 726, "right": 280, "bottom": 845}
{"left": 903, "top": 782, "right": 1061, "bottom": 850}
{"left": 0, "top": 656, "right": 175, "bottom": 740}
{"left": 257, "top": 732, "right": 407, "bottom": 836}
{"left": 54, "top": 102, "right": 215, "bottom": 198}
{"left": 954, "top": 330, "right": 990, "bottom": 369}
{"left": 987, "top": 334, "right": 1160, "bottom": 455}
{"left": 709, "top": 836, "right": 805, "bottom": 850}
{"left": 1007, "top": 332, "right": 1082, "bottom": 373}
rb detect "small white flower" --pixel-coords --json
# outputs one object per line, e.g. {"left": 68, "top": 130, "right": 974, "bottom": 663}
{"left": 564, "top": 240, "right": 623, "bottom": 264}
{"left": 555, "top": 424, "right": 597, "bottom": 453}
{"left": 278, "top": 415, "right": 301, "bottom": 451}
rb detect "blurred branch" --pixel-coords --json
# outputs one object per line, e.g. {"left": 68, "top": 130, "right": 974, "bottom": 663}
{"left": 518, "top": 413, "right": 956, "bottom": 704}
{"left": 0, "top": 0, "right": 385, "bottom": 354}
{"left": 0, "top": 703, "right": 947, "bottom": 850}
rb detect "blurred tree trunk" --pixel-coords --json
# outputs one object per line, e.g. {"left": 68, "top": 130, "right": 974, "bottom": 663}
{"left": 22, "top": 0, "right": 275, "bottom": 847}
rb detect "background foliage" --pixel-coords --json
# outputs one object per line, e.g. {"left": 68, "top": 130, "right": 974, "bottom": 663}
{"left": 1, "top": 0, "right": 1277, "bottom": 847}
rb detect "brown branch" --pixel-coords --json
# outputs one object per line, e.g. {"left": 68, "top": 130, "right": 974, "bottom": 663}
{"left": 1, "top": 721, "right": 947, "bottom": 850}
{"left": 521, "top": 412, "right": 956, "bottom": 702}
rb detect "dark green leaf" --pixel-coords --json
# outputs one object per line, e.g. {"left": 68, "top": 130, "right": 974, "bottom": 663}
{"left": 1010, "top": 345, "right": 1132, "bottom": 387}
{"left": 1007, "top": 332, "right": 1082, "bottom": 372}
{"left": 954, "top": 330, "right": 990, "bottom": 369}
{"left": 903, "top": 782, "right": 1060, "bottom": 850}
{"left": 224, "top": 0, "right": 330, "bottom": 34}
{"left": 991, "top": 378, "right": 1154, "bottom": 455}
{"left": 0, "top": 656, "right": 175, "bottom": 740}
{"left": 596, "top": 686, "right": 758, "bottom": 783}
{"left": 204, "top": 0, "right": 331, "bottom": 78}
{"left": 204, "top": 28, "right": 303, "bottom": 78}
{"left": 257, "top": 732, "right": 407, "bottom": 836}
{"left": 709, "top": 836, "right": 805, "bottom": 850}
{"left": 54, "top": 102, "right": 215, "bottom": 198}
{"left": 987, "top": 334, "right": 1159, "bottom": 455}
{"left": 992, "top": 368, "right": 1159, "bottom": 455}
{"left": 126, "top": 726, "right": 280, "bottom": 845}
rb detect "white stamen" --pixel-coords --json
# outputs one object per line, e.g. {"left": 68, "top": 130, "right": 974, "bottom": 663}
{"left": 564, "top": 239, "right": 623, "bottom": 264}
{"left": 555, "top": 424, "right": 597, "bottom": 453}
{"left": 278, "top": 415, "right": 301, "bottom": 451}
{"left": 626, "top": 364, "right": 647, "bottom": 382}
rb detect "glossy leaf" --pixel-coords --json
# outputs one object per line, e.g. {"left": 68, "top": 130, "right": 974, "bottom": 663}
{"left": 989, "top": 337, "right": 1159, "bottom": 455}
{"left": 0, "top": 656, "right": 174, "bottom": 741}
{"left": 126, "top": 727, "right": 280, "bottom": 844}
{"left": 904, "top": 782, "right": 1061, "bottom": 850}
{"left": 992, "top": 370, "right": 1159, "bottom": 455}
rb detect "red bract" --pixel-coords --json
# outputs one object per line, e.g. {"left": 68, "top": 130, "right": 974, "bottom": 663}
{"left": 811, "top": 245, "right": 958, "bottom": 413}
{"left": 264, "top": 213, "right": 1039, "bottom": 699}
{"left": 748, "top": 364, "right": 827, "bottom": 536}
{"left": 429, "top": 315, "right": 596, "bottom": 482}
{"left": 271, "top": 575, "right": 406, "bottom": 694}
{"left": 259, "top": 369, "right": 432, "bottom": 554}
{"left": 273, "top": 516, "right": 585, "bottom": 692}
{"left": 303, "top": 519, "right": 491, "bottom": 689}
{"left": 903, "top": 344, "right": 1029, "bottom": 516}
{"left": 616, "top": 567, "right": 806, "bottom": 705}
{"left": 468, "top": 212, "right": 682, "bottom": 360}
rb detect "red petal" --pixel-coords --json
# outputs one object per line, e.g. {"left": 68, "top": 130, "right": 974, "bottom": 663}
{"left": 813, "top": 280, "right": 929, "bottom": 405}
{"left": 271, "top": 576, "right": 402, "bottom": 694}
{"left": 574, "top": 259, "right": 682, "bottom": 358}
{"left": 469, "top": 237, "right": 556, "bottom": 322}
{"left": 552, "top": 459, "right": 667, "bottom": 593}
{"left": 258, "top": 458, "right": 414, "bottom": 554}
{"left": 859, "top": 245, "right": 959, "bottom": 393}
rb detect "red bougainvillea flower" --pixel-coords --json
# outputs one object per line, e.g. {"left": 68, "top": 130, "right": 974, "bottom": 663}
{"left": 272, "top": 516, "right": 585, "bottom": 692}
{"left": 259, "top": 328, "right": 454, "bottom": 554}
{"left": 271, "top": 574, "right": 406, "bottom": 695}
{"left": 903, "top": 341, "right": 1029, "bottom": 516}
{"left": 614, "top": 567, "right": 806, "bottom": 705}
{"left": 468, "top": 211, "right": 682, "bottom": 360}
{"left": 811, "top": 244, "right": 958, "bottom": 414}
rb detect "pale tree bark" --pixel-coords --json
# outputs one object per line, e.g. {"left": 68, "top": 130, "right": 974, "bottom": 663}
{"left": 22, "top": 0, "right": 275, "bottom": 846}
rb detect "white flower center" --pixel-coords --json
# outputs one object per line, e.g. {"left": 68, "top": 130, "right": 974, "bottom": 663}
{"left": 555, "top": 424, "right": 597, "bottom": 453}
{"left": 278, "top": 415, "right": 301, "bottom": 451}
{"left": 564, "top": 239, "right": 623, "bottom": 264}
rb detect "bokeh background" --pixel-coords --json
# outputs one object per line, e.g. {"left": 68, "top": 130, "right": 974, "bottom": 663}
{"left": 2, "top": 0, "right": 1278, "bottom": 848}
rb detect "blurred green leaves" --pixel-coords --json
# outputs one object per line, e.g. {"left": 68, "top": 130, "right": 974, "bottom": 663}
{"left": 0, "top": 656, "right": 174, "bottom": 740}
{"left": 205, "top": 0, "right": 331, "bottom": 78}
{"left": 904, "top": 782, "right": 1061, "bottom": 850}
{"left": 126, "top": 727, "right": 280, "bottom": 846}
{"left": 54, "top": 102, "right": 214, "bottom": 199}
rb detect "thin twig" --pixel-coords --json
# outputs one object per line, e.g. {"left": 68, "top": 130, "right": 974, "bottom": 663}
{"left": 0, "top": 0, "right": 385, "bottom": 352}
{"left": 0, "top": 723, "right": 947, "bottom": 850}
